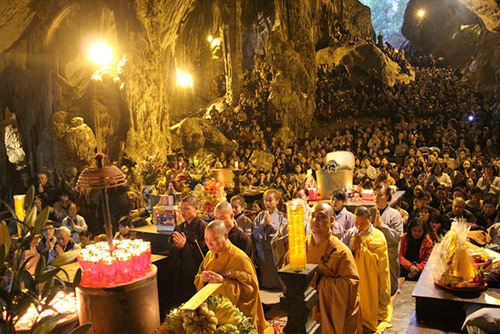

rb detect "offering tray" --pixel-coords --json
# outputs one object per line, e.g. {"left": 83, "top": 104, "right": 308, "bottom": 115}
{"left": 434, "top": 278, "right": 487, "bottom": 292}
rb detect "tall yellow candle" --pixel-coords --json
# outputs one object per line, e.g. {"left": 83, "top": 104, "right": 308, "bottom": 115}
{"left": 286, "top": 199, "right": 306, "bottom": 272}
{"left": 13, "top": 195, "right": 25, "bottom": 236}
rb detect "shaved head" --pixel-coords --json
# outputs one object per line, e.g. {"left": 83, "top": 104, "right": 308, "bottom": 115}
{"left": 206, "top": 220, "right": 228, "bottom": 235}
{"left": 354, "top": 206, "right": 371, "bottom": 218}
{"left": 205, "top": 220, "right": 229, "bottom": 255}
{"left": 314, "top": 201, "right": 333, "bottom": 217}
{"left": 310, "top": 201, "right": 334, "bottom": 237}
{"left": 214, "top": 202, "right": 235, "bottom": 230}
{"left": 215, "top": 201, "right": 233, "bottom": 215}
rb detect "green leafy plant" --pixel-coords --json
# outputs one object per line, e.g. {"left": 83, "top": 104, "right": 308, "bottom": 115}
{"left": 137, "top": 152, "right": 167, "bottom": 185}
{"left": 0, "top": 186, "right": 91, "bottom": 334}
{"left": 184, "top": 152, "right": 214, "bottom": 189}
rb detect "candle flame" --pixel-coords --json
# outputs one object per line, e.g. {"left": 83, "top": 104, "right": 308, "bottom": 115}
{"left": 15, "top": 292, "right": 77, "bottom": 331}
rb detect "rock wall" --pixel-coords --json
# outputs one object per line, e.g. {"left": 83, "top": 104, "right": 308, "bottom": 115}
{"left": 402, "top": 0, "right": 500, "bottom": 98}
{"left": 316, "top": 43, "right": 415, "bottom": 87}
{"left": 51, "top": 112, "right": 97, "bottom": 177}
{"left": 0, "top": 0, "right": 198, "bottom": 178}
{"left": 0, "top": 0, "right": 374, "bottom": 193}
{"left": 264, "top": 0, "right": 374, "bottom": 144}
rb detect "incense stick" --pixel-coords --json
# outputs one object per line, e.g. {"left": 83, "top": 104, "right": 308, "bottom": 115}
{"left": 195, "top": 239, "right": 205, "bottom": 259}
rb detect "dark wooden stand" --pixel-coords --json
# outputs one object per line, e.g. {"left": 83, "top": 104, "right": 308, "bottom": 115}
{"left": 278, "top": 264, "right": 321, "bottom": 334}
{"left": 76, "top": 265, "right": 160, "bottom": 334}
{"left": 413, "top": 247, "right": 500, "bottom": 331}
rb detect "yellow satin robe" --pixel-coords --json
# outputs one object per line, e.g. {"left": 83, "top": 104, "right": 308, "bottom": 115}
{"left": 194, "top": 240, "right": 269, "bottom": 333}
{"left": 349, "top": 227, "right": 392, "bottom": 333}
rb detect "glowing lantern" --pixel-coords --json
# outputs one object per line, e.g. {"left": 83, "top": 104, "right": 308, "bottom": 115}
{"left": 286, "top": 200, "right": 307, "bottom": 272}
{"left": 176, "top": 68, "right": 193, "bottom": 88}
{"left": 13, "top": 195, "right": 25, "bottom": 220}
{"left": 15, "top": 292, "right": 78, "bottom": 332}
{"left": 417, "top": 9, "right": 425, "bottom": 18}
{"left": 13, "top": 195, "right": 25, "bottom": 236}
{"left": 210, "top": 38, "right": 221, "bottom": 49}
{"left": 88, "top": 42, "right": 113, "bottom": 66}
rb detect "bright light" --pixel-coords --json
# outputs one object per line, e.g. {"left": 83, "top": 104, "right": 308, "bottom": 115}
{"left": 468, "top": 115, "right": 474, "bottom": 122}
{"left": 210, "top": 38, "right": 221, "bottom": 49}
{"left": 176, "top": 69, "right": 193, "bottom": 88}
{"left": 15, "top": 292, "right": 77, "bottom": 331}
{"left": 88, "top": 42, "right": 113, "bottom": 66}
{"left": 207, "top": 35, "right": 213, "bottom": 43}
{"left": 417, "top": 9, "right": 425, "bottom": 18}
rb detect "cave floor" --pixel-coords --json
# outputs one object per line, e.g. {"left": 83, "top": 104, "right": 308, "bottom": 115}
{"left": 262, "top": 280, "right": 461, "bottom": 333}
{"left": 385, "top": 280, "right": 460, "bottom": 334}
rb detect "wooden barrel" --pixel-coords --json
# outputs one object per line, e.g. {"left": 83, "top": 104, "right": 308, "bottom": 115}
{"left": 76, "top": 265, "right": 160, "bottom": 334}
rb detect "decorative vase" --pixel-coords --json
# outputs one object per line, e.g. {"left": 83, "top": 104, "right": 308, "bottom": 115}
{"left": 143, "top": 185, "right": 157, "bottom": 212}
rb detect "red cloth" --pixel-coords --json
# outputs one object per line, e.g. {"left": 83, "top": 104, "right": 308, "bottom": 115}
{"left": 399, "top": 233, "right": 434, "bottom": 272}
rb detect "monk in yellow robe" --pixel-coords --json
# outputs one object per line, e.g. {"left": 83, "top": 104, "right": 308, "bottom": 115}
{"left": 343, "top": 206, "right": 392, "bottom": 333}
{"left": 194, "top": 220, "right": 269, "bottom": 333}
{"left": 306, "top": 202, "right": 361, "bottom": 334}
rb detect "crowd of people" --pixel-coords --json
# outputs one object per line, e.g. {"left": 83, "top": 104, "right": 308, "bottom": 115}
{"left": 205, "top": 52, "right": 499, "bottom": 215}
{"left": 3, "top": 39, "right": 500, "bottom": 332}
{"left": 198, "top": 50, "right": 500, "bottom": 331}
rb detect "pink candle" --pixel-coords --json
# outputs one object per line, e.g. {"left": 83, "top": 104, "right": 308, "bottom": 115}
{"left": 102, "top": 256, "right": 116, "bottom": 286}
{"left": 116, "top": 251, "right": 132, "bottom": 282}
{"left": 78, "top": 239, "right": 154, "bottom": 287}
{"left": 144, "top": 242, "right": 151, "bottom": 271}
{"left": 78, "top": 253, "right": 91, "bottom": 286}
{"left": 131, "top": 248, "right": 143, "bottom": 277}
{"left": 86, "top": 244, "right": 97, "bottom": 256}
{"left": 88, "top": 256, "right": 101, "bottom": 287}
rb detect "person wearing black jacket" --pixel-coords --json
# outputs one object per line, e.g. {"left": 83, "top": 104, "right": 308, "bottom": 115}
{"left": 429, "top": 185, "right": 452, "bottom": 213}
{"left": 443, "top": 197, "right": 477, "bottom": 231}
{"left": 214, "top": 202, "right": 253, "bottom": 259}
{"left": 167, "top": 195, "right": 207, "bottom": 306}
{"left": 36, "top": 172, "right": 57, "bottom": 207}
{"left": 36, "top": 223, "right": 56, "bottom": 259}
{"left": 476, "top": 195, "right": 500, "bottom": 229}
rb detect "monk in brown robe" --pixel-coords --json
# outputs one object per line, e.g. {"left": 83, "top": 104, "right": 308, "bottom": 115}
{"left": 194, "top": 220, "right": 269, "bottom": 333}
{"left": 307, "top": 202, "right": 361, "bottom": 334}
{"left": 214, "top": 201, "right": 253, "bottom": 258}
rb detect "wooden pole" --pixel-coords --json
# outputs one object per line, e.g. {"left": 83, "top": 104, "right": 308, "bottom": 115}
{"left": 101, "top": 189, "right": 114, "bottom": 253}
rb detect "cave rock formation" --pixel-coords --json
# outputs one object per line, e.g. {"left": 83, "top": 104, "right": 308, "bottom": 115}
{"left": 403, "top": 0, "right": 500, "bottom": 98}
{"left": 170, "top": 117, "right": 238, "bottom": 156}
{"left": 316, "top": 43, "right": 415, "bottom": 87}
{"left": 51, "top": 111, "right": 97, "bottom": 177}
{"left": 0, "top": 0, "right": 374, "bottom": 194}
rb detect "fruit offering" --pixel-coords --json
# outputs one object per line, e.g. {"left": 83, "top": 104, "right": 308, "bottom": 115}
{"left": 158, "top": 296, "right": 256, "bottom": 334}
